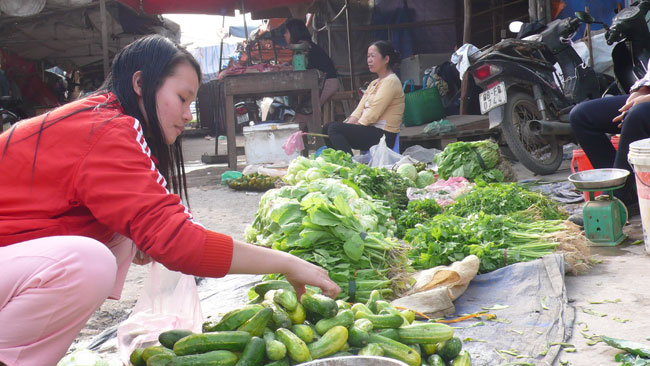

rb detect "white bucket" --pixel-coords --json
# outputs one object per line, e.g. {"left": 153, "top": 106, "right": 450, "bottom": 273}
{"left": 628, "top": 138, "right": 650, "bottom": 255}
{"left": 243, "top": 123, "right": 300, "bottom": 165}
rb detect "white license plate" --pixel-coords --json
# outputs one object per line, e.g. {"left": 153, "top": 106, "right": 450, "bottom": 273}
{"left": 479, "top": 82, "right": 507, "bottom": 114}
{"left": 236, "top": 114, "right": 249, "bottom": 124}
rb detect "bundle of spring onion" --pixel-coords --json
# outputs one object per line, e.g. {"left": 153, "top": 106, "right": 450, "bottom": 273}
{"left": 404, "top": 211, "right": 569, "bottom": 273}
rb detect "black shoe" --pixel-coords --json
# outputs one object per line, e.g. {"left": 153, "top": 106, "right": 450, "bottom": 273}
{"left": 568, "top": 212, "right": 584, "bottom": 227}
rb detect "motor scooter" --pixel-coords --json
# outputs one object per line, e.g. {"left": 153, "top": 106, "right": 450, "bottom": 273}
{"left": 579, "top": 0, "right": 650, "bottom": 93}
{"left": 234, "top": 99, "right": 260, "bottom": 133}
{"left": 466, "top": 12, "right": 615, "bottom": 175}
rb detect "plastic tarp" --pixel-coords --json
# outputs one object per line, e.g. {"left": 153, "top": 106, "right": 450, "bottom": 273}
{"left": 453, "top": 254, "right": 574, "bottom": 366}
{"left": 191, "top": 43, "right": 239, "bottom": 81}
{"left": 555, "top": 0, "right": 622, "bottom": 39}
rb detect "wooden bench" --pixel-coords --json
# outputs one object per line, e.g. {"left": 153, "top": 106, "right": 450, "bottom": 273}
{"left": 399, "top": 114, "right": 493, "bottom": 150}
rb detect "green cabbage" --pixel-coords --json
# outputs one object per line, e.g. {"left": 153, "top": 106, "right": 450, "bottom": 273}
{"left": 396, "top": 163, "right": 417, "bottom": 181}
{"left": 415, "top": 170, "right": 436, "bottom": 188}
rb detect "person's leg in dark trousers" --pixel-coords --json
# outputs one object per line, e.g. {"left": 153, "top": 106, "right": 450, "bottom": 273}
{"left": 324, "top": 122, "right": 396, "bottom": 155}
{"left": 570, "top": 94, "right": 650, "bottom": 205}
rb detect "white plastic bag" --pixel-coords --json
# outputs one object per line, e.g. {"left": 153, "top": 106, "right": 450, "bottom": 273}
{"left": 368, "top": 135, "right": 402, "bottom": 168}
{"left": 117, "top": 262, "right": 203, "bottom": 364}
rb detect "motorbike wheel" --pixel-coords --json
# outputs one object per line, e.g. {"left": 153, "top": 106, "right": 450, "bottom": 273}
{"left": 500, "top": 92, "right": 563, "bottom": 175}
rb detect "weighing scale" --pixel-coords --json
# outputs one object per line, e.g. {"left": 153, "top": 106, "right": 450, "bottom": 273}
{"left": 568, "top": 168, "right": 630, "bottom": 246}
{"left": 288, "top": 43, "right": 308, "bottom": 71}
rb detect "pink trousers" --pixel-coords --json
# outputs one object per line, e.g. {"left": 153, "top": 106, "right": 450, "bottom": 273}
{"left": 0, "top": 235, "right": 137, "bottom": 366}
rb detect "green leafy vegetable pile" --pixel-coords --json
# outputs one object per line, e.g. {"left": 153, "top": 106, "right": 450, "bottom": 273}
{"left": 404, "top": 212, "right": 567, "bottom": 273}
{"left": 395, "top": 199, "right": 441, "bottom": 239}
{"left": 435, "top": 140, "right": 505, "bottom": 182}
{"left": 245, "top": 178, "right": 408, "bottom": 302}
{"left": 445, "top": 182, "right": 568, "bottom": 221}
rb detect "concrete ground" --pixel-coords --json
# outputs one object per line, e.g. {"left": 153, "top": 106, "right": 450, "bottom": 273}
{"left": 76, "top": 134, "right": 650, "bottom": 366}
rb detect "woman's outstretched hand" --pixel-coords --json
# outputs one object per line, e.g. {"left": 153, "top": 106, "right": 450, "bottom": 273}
{"left": 283, "top": 256, "right": 341, "bottom": 299}
{"left": 228, "top": 239, "right": 341, "bottom": 299}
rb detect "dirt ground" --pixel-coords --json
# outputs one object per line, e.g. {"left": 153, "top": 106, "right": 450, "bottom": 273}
{"left": 73, "top": 136, "right": 650, "bottom": 366}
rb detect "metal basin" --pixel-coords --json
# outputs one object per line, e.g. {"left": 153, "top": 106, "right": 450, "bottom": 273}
{"left": 568, "top": 168, "right": 630, "bottom": 190}
{"left": 300, "top": 356, "right": 409, "bottom": 366}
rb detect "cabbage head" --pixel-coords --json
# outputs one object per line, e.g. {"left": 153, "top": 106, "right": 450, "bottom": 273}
{"left": 415, "top": 170, "right": 436, "bottom": 188}
{"left": 396, "top": 163, "right": 417, "bottom": 181}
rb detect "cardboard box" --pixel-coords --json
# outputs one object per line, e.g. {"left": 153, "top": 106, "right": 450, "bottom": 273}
{"left": 400, "top": 53, "right": 453, "bottom": 86}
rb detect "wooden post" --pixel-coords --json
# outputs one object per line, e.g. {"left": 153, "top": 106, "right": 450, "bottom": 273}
{"left": 218, "top": 16, "right": 226, "bottom": 73}
{"left": 345, "top": 0, "right": 355, "bottom": 92}
{"left": 99, "top": 0, "right": 109, "bottom": 78}
{"left": 585, "top": 6, "right": 594, "bottom": 68}
{"left": 463, "top": 0, "right": 471, "bottom": 44}
{"left": 529, "top": 0, "right": 538, "bottom": 23}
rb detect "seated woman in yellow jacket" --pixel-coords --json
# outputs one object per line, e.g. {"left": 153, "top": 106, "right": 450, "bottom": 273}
{"left": 322, "top": 40, "right": 404, "bottom": 154}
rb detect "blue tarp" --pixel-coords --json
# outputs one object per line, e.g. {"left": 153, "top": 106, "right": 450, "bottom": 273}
{"left": 190, "top": 43, "right": 239, "bottom": 81}
{"left": 556, "top": 0, "right": 626, "bottom": 38}
{"left": 453, "top": 254, "right": 574, "bottom": 365}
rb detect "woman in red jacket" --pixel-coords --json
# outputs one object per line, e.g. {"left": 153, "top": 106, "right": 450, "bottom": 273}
{"left": 0, "top": 35, "right": 339, "bottom": 365}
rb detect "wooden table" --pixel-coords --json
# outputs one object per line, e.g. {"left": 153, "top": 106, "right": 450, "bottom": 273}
{"left": 220, "top": 69, "right": 321, "bottom": 170}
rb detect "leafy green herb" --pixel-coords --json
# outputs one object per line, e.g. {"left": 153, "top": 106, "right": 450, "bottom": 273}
{"left": 435, "top": 140, "right": 504, "bottom": 182}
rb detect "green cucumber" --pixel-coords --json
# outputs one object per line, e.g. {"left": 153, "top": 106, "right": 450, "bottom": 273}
{"left": 146, "top": 354, "right": 173, "bottom": 366}
{"left": 374, "top": 328, "right": 400, "bottom": 341}
{"left": 262, "top": 301, "right": 292, "bottom": 330}
{"left": 355, "top": 312, "right": 404, "bottom": 329}
{"left": 451, "top": 350, "right": 471, "bottom": 366}
{"left": 275, "top": 328, "right": 311, "bottom": 363}
{"left": 301, "top": 293, "right": 338, "bottom": 319}
{"left": 335, "top": 300, "right": 351, "bottom": 310}
{"left": 307, "top": 326, "right": 348, "bottom": 359}
{"left": 263, "top": 328, "right": 286, "bottom": 361}
{"left": 397, "top": 322, "right": 454, "bottom": 344}
{"left": 253, "top": 280, "right": 294, "bottom": 297}
{"left": 351, "top": 303, "right": 372, "bottom": 315}
{"left": 365, "top": 290, "right": 382, "bottom": 313}
{"left": 274, "top": 290, "right": 298, "bottom": 311}
{"left": 290, "top": 324, "right": 314, "bottom": 344}
{"left": 173, "top": 331, "right": 251, "bottom": 355}
{"left": 204, "top": 305, "right": 264, "bottom": 332}
{"left": 237, "top": 307, "right": 273, "bottom": 337}
{"left": 130, "top": 348, "right": 146, "bottom": 366}
{"left": 436, "top": 337, "right": 462, "bottom": 362}
{"left": 348, "top": 325, "right": 369, "bottom": 347}
{"left": 159, "top": 329, "right": 194, "bottom": 349}
{"left": 263, "top": 358, "right": 290, "bottom": 366}
{"left": 353, "top": 318, "right": 373, "bottom": 332}
{"left": 142, "top": 346, "right": 174, "bottom": 361}
{"left": 235, "top": 336, "right": 265, "bottom": 366}
{"left": 287, "top": 302, "right": 306, "bottom": 325}
{"left": 428, "top": 354, "right": 445, "bottom": 366}
{"left": 314, "top": 309, "right": 354, "bottom": 335}
{"left": 367, "top": 334, "right": 421, "bottom": 366}
{"left": 358, "top": 343, "right": 384, "bottom": 357}
{"left": 421, "top": 343, "right": 437, "bottom": 356}
{"left": 167, "top": 350, "right": 238, "bottom": 366}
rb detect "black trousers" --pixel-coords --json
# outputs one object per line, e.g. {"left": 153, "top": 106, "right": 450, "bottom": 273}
{"left": 569, "top": 95, "right": 650, "bottom": 204}
{"left": 322, "top": 122, "right": 397, "bottom": 155}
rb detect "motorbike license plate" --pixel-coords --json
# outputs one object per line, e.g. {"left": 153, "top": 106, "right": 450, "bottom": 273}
{"left": 479, "top": 82, "right": 507, "bottom": 114}
{"left": 236, "top": 114, "right": 249, "bottom": 124}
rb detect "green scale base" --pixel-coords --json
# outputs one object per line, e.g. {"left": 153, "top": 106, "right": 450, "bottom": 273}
{"left": 582, "top": 188, "right": 628, "bottom": 246}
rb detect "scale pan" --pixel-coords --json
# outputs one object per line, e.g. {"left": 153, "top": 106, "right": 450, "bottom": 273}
{"left": 568, "top": 168, "right": 630, "bottom": 190}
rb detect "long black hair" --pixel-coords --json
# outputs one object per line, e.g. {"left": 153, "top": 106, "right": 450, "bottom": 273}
{"left": 97, "top": 35, "right": 201, "bottom": 204}
{"left": 284, "top": 18, "right": 312, "bottom": 44}
{"left": 370, "top": 40, "right": 401, "bottom": 70}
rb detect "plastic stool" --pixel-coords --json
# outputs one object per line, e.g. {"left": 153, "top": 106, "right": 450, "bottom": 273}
{"left": 361, "top": 132, "right": 400, "bottom": 155}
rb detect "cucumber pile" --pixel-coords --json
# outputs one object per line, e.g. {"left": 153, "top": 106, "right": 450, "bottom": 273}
{"left": 129, "top": 281, "right": 471, "bottom": 366}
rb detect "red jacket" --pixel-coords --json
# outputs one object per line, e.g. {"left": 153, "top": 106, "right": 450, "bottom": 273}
{"left": 0, "top": 93, "right": 232, "bottom": 278}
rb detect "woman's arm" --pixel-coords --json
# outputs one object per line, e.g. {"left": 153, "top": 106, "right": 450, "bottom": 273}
{"left": 229, "top": 239, "right": 341, "bottom": 299}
